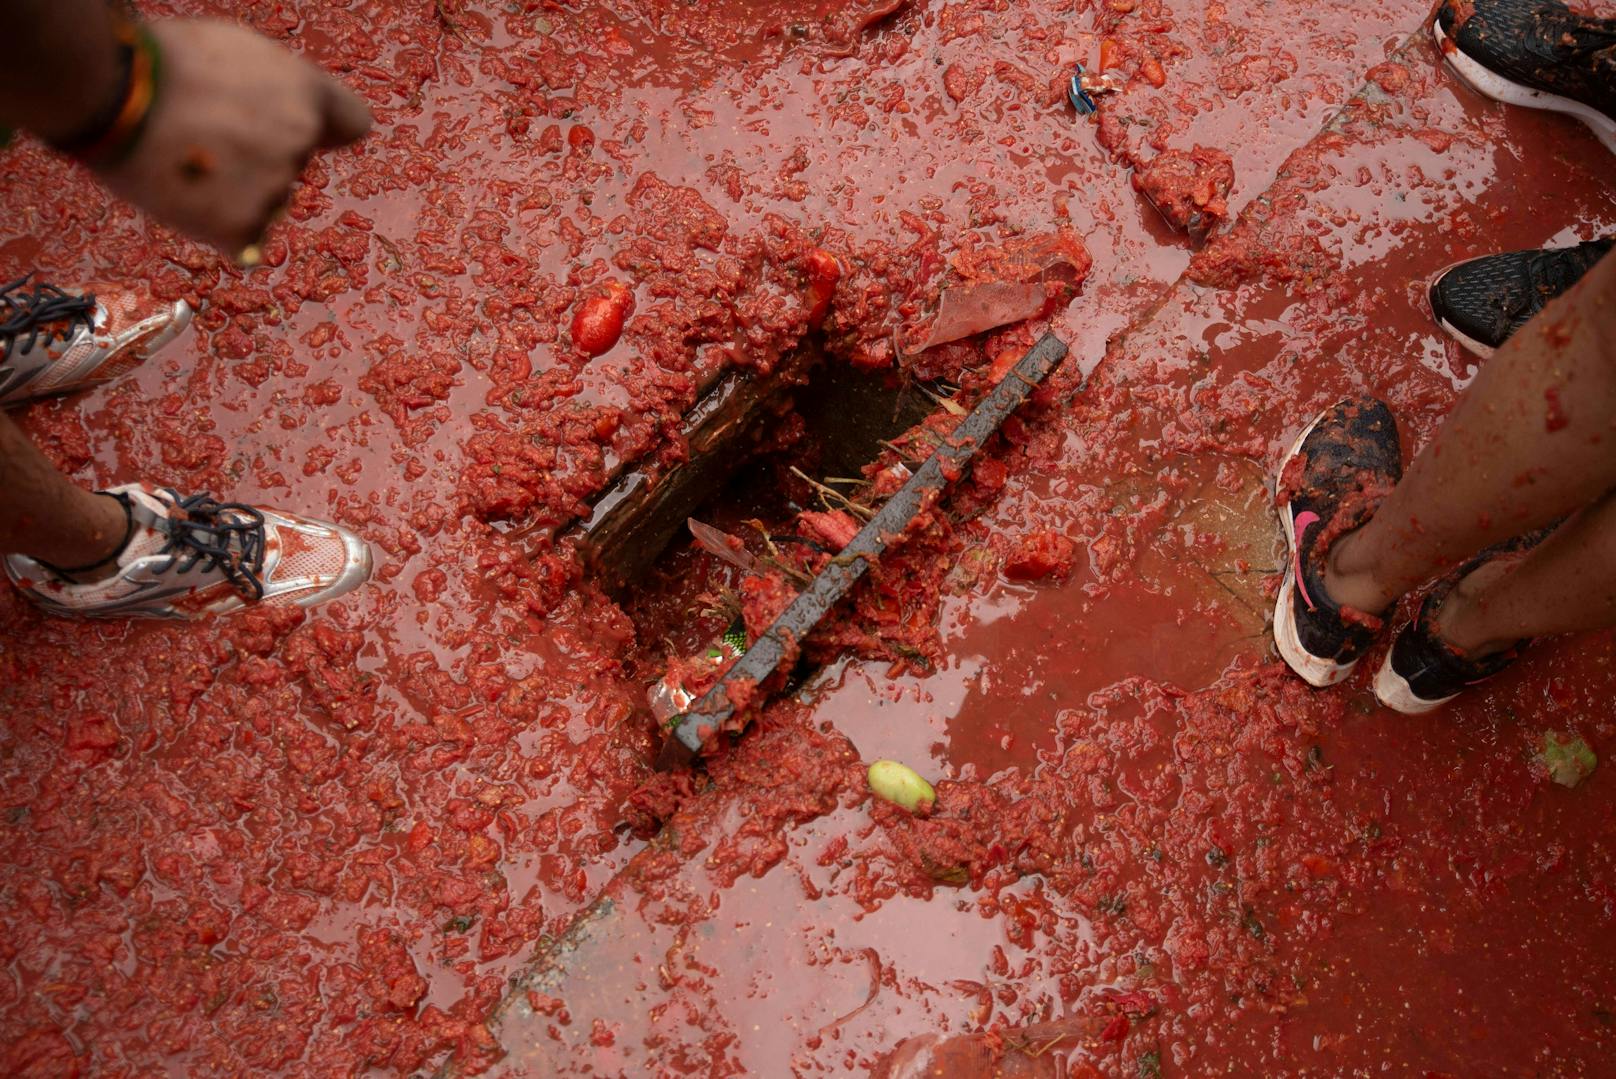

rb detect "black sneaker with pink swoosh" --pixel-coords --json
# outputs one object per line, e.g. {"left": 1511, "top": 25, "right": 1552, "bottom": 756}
{"left": 1273, "top": 398, "right": 1404, "bottom": 687}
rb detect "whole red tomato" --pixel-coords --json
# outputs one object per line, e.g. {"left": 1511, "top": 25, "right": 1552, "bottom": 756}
{"left": 570, "top": 281, "right": 635, "bottom": 357}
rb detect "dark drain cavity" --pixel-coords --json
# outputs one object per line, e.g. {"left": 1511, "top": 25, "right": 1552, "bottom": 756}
{"left": 598, "top": 355, "right": 941, "bottom": 728}
{"left": 581, "top": 354, "right": 938, "bottom": 595}
{"left": 597, "top": 335, "right": 1069, "bottom": 764}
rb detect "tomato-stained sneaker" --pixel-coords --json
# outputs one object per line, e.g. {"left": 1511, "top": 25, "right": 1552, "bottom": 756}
{"left": 1273, "top": 398, "right": 1404, "bottom": 687}
{"left": 1371, "top": 529, "right": 1553, "bottom": 713}
{"left": 4, "top": 484, "right": 372, "bottom": 620}
{"left": 1374, "top": 593, "right": 1524, "bottom": 714}
{"left": 1434, "top": 0, "right": 1616, "bottom": 154}
{"left": 1373, "top": 595, "right": 1517, "bottom": 719}
{"left": 1429, "top": 238, "right": 1614, "bottom": 357}
{"left": 0, "top": 275, "right": 191, "bottom": 405}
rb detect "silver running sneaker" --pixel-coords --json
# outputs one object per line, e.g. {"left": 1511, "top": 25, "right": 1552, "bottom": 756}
{"left": 5, "top": 484, "right": 373, "bottom": 619}
{"left": 0, "top": 275, "right": 192, "bottom": 404}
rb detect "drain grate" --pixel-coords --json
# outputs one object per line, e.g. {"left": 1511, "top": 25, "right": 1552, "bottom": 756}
{"left": 658, "top": 332, "right": 1069, "bottom": 766}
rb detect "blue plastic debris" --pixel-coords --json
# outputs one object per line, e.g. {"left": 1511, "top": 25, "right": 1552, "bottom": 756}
{"left": 1068, "top": 64, "right": 1098, "bottom": 116}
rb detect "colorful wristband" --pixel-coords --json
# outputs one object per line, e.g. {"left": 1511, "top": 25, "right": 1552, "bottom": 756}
{"left": 47, "top": 19, "right": 161, "bottom": 169}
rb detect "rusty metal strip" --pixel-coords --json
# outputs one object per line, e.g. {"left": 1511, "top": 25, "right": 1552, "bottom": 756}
{"left": 662, "top": 331, "right": 1068, "bottom": 761}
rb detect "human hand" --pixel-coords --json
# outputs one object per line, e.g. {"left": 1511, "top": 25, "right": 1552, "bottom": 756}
{"left": 97, "top": 19, "right": 371, "bottom": 255}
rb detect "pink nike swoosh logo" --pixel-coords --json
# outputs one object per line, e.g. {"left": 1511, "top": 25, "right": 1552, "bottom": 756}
{"left": 1293, "top": 510, "right": 1320, "bottom": 611}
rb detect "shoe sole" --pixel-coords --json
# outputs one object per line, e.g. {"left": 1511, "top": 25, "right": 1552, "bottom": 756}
{"left": 1372, "top": 648, "right": 1454, "bottom": 714}
{"left": 1434, "top": 313, "right": 1497, "bottom": 360}
{"left": 1272, "top": 410, "right": 1359, "bottom": 688}
{"left": 1434, "top": 19, "right": 1616, "bottom": 156}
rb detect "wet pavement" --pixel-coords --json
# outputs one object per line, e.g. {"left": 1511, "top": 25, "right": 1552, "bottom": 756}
{"left": 0, "top": 1, "right": 1613, "bottom": 1076}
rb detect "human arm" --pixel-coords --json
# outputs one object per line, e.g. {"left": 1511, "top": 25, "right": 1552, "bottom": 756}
{"left": 0, "top": 1, "right": 372, "bottom": 252}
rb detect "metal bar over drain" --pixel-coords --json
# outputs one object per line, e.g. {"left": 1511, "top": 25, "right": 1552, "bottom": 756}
{"left": 664, "top": 331, "right": 1068, "bottom": 758}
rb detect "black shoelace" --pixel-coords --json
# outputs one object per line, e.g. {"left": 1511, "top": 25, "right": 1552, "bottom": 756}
{"left": 0, "top": 274, "right": 96, "bottom": 361}
{"left": 1527, "top": 255, "right": 1578, "bottom": 300}
{"left": 1525, "top": 244, "right": 1608, "bottom": 305}
{"left": 1537, "top": 8, "right": 1616, "bottom": 109}
{"left": 1551, "top": 11, "right": 1616, "bottom": 54}
{"left": 158, "top": 491, "right": 269, "bottom": 600}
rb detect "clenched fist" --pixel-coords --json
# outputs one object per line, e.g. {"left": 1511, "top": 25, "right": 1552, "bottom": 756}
{"left": 98, "top": 19, "right": 372, "bottom": 253}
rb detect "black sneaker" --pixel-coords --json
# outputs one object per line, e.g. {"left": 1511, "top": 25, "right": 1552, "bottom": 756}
{"left": 1434, "top": 0, "right": 1616, "bottom": 154}
{"left": 1430, "top": 239, "right": 1615, "bottom": 357}
{"left": 1370, "top": 533, "right": 1547, "bottom": 713}
{"left": 1273, "top": 398, "right": 1404, "bottom": 687}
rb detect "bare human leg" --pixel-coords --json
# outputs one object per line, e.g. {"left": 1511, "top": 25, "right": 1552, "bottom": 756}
{"left": 1325, "top": 247, "right": 1616, "bottom": 614}
{"left": 0, "top": 411, "right": 128, "bottom": 573}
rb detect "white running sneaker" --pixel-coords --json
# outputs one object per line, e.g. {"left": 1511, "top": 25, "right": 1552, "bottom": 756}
{"left": 4, "top": 484, "right": 372, "bottom": 620}
{"left": 0, "top": 275, "right": 192, "bottom": 404}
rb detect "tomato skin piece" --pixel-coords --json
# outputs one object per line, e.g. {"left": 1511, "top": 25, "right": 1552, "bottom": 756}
{"left": 570, "top": 281, "right": 635, "bottom": 358}
{"left": 804, "top": 248, "right": 841, "bottom": 328}
{"left": 1098, "top": 38, "right": 1124, "bottom": 73}
{"left": 1004, "top": 531, "right": 1078, "bottom": 581}
{"left": 1140, "top": 55, "right": 1166, "bottom": 87}
{"left": 405, "top": 821, "right": 434, "bottom": 853}
{"left": 986, "top": 347, "right": 1022, "bottom": 384}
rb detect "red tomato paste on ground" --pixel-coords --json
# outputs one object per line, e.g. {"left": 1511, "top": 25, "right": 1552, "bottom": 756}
{"left": 0, "top": 0, "right": 1613, "bottom": 1076}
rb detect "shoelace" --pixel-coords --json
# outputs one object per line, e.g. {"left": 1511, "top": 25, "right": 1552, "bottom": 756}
{"left": 1548, "top": 11, "right": 1616, "bottom": 54}
{"left": 1535, "top": 9, "right": 1616, "bottom": 102}
{"left": 156, "top": 490, "right": 269, "bottom": 600}
{"left": 1525, "top": 244, "right": 1608, "bottom": 306}
{"left": 1526, "top": 252, "right": 1578, "bottom": 303}
{"left": 0, "top": 274, "right": 96, "bottom": 361}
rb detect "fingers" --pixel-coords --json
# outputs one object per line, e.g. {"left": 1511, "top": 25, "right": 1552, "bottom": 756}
{"left": 318, "top": 77, "right": 373, "bottom": 149}
{"left": 104, "top": 19, "right": 373, "bottom": 256}
{"left": 236, "top": 181, "right": 297, "bottom": 265}
{"left": 237, "top": 82, "right": 362, "bottom": 259}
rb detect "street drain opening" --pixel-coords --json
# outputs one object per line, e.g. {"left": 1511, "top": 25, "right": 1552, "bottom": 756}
{"left": 552, "top": 333, "right": 1066, "bottom": 760}
{"left": 577, "top": 354, "right": 938, "bottom": 590}
{"left": 588, "top": 356, "right": 942, "bottom": 721}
